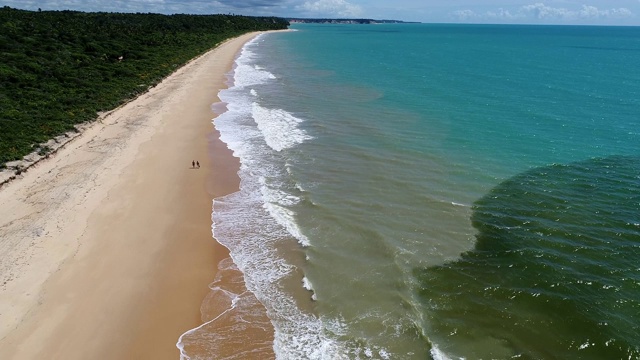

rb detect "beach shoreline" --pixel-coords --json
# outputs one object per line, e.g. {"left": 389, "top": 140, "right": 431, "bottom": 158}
{"left": 0, "top": 31, "right": 270, "bottom": 359}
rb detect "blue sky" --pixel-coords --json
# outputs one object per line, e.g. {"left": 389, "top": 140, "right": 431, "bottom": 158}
{"left": 2, "top": 0, "right": 640, "bottom": 25}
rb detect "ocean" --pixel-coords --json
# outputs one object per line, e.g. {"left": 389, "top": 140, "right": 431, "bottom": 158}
{"left": 179, "top": 24, "right": 640, "bottom": 359}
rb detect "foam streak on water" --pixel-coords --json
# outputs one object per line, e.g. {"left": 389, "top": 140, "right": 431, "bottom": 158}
{"left": 252, "top": 104, "right": 312, "bottom": 152}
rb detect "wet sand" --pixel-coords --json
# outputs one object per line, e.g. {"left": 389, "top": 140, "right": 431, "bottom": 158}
{"left": 0, "top": 31, "right": 272, "bottom": 359}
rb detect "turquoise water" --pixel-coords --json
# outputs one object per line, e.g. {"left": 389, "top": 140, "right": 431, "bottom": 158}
{"left": 185, "top": 24, "right": 640, "bottom": 359}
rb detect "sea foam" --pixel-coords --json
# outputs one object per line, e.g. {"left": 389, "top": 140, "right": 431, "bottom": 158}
{"left": 231, "top": 36, "right": 312, "bottom": 153}
{"left": 232, "top": 36, "right": 276, "bottom": 88}
{"left": 259, "top": 176, "right": 310, "bottom": 247}
{"left": 302, "top": 276, "right": 317, "bottom": 301}
{"left": 430, "top": 344, "right": 457, "bottom": 360}
{"left": 252, "top": 103, "right": 312, "bottom": 152}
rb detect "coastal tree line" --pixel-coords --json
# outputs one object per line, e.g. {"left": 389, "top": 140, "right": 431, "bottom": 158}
{"left": 0, "top": 7, "right": 288, "bottom": 166}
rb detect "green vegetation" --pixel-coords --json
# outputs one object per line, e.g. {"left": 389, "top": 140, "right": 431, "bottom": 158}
{"left": 0, "top": 7, "right": 288, "bottom": 167}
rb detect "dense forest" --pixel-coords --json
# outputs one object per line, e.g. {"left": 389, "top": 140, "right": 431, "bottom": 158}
{"left": 0, "top": 7, "right": 288, "bottom": 167}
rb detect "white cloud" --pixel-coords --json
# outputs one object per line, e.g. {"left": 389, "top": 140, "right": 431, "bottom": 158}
{"left": 520, "top": 3, "right": 571, "bottom": 19}
{"left": 297, "top": 0, "right": 362, "bottom": 18}
{"left": 578, "top": 5, "right": 633, "bottom": 19}
{"left": 485, "top": 8, "right": 518, "bottom": 20}
{"left": 521, "top": 3, "right": 633, "bottom": 20}
{"left": 452, "top": 7, "right": 523, "bottom": 21}
{"left": 452, "top": 3, "right": 634, "bottom": 23}
{"left": 451, "top": 9, "right": 476, "bottom": 21}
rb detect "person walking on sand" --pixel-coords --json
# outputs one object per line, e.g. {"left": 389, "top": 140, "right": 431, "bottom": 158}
{"left": 196, "top": 161, "right": 200, "bottom": 168}
{"left": 192, "top": 160, "right": 195, "bottom": 168}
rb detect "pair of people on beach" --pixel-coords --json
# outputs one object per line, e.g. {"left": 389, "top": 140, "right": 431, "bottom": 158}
{"left": 192, "top": 160, "right": 200, "bottom": 169}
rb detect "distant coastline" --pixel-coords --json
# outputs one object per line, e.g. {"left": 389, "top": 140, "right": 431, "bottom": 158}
{"left": 288, "top": 18, "right": 420, "bottom": 24}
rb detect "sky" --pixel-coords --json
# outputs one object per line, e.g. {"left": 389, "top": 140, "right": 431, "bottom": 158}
{"left": 2, "top": 0, "right": 640, "bottom": 25}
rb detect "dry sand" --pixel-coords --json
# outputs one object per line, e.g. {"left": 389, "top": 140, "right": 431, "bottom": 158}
{"left": 0, "top": 31, "right": 268, "bottom": 359}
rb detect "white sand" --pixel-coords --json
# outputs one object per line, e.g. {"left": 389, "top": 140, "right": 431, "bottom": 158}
{"left": 0, "top": 32, "right": 265, "bottom": 359}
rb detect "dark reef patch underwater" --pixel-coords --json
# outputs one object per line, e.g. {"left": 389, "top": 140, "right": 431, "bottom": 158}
{"left": 414, "top": 156, "right": 640, "bottom": 359}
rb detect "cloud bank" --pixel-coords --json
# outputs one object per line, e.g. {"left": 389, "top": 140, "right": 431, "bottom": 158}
{"left": 453, "top": 3, "right": 634, "bottom": 23}
{"left": 296, "top": 0, "right": 362, "bottom": 18}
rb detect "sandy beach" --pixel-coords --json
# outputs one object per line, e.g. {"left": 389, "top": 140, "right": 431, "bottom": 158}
{"left": 0, "top": 31, "right": 268, "bottom": 359}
